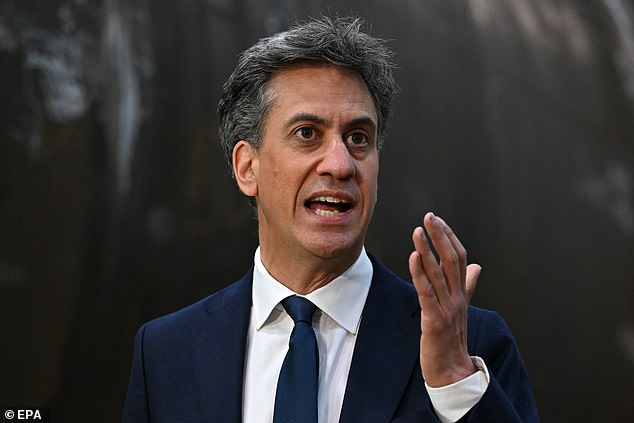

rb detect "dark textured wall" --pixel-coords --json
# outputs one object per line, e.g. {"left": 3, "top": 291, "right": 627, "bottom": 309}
{"left": 1, "top": 0, "right": 632, "bottom": 421}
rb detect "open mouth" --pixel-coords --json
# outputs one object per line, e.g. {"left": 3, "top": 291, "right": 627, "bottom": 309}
{"left": 305, "top": 196, "right": 352, "bottom": 217}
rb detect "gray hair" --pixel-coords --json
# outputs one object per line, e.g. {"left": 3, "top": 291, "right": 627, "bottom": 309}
{"left": 217, "top": 16, "right": 398, "bottom": 169}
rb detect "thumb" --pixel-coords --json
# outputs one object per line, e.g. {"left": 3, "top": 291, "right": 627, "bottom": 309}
{"left": 465, "top": 264, "right": 481, "bottom": 303}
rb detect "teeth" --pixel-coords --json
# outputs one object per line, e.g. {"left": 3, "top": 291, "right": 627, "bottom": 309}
{"left": 312, "top": 196, "right": 349, "bottom": 204}
{"left": 314, "top": 209, "right": 340, "bottom": 217}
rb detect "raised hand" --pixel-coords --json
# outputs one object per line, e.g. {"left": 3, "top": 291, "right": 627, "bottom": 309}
{"left": 408, "top": 212, "right": 482, "bottom": 387}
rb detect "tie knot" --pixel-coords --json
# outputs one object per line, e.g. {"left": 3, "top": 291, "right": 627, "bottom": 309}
{"left": 281, "top": 295, "right": 316, "bottom": 324}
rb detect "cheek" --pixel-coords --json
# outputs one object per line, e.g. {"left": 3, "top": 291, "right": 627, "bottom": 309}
{"left": 361, "top": 160, "right": 379, "bottom": 201}
{"left": 268, "top": 167, "right": 302, "bottom": 206}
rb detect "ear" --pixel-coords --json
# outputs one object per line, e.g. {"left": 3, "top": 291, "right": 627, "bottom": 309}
{"left": 232, "top": 140, "right": 258, "bottom": 197}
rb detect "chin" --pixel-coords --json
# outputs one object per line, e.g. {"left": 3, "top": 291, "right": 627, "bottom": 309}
{"left": 306, "top": 235, "right": 363, "bottom": 261}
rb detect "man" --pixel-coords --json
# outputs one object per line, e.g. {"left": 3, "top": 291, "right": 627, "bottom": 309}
{"left": 122, "top": 17, "right": 539, "bottom": 422}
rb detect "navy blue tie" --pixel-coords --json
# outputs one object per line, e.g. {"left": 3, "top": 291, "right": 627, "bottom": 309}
{"left": 273, "top": 295, "right": 319, "bottom": 423}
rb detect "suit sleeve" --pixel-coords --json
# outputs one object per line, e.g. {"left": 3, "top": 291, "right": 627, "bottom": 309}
{"left": 461, "top": 310, "right": 540, "bottom": 423}
{"left": 122, "top": 324, "right": 151, "bottom": 423}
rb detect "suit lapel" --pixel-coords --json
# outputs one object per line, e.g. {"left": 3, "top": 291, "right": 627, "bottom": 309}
{"left": 190, "top": 269, "right": 253, "bottom": 421}
{"left": 184, "top": 260, "right": 422, "bottom": 421}
{"left": 339, "top": 257, "right": 422, "bottom": 423}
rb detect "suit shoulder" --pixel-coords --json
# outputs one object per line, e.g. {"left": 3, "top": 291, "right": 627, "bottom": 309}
{"left": 466, "top": 305, "right": 521, "bottom": 361}
{"left": 141, "top": 269, "right": 252, "bottom": 339}
{"left": 467, "top": 306, "right": 512, "bottom": 335}
{"left": 367, "top": 254, "right": 420, "bottom": 310}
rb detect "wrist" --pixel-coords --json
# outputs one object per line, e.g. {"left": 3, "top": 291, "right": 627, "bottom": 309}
{"left": 424, "top": 357, "right": 477, "bottom": 388}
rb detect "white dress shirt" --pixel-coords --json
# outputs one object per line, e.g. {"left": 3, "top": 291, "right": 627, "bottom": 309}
{"left": 242, "top": 247, "right": 489, "bottom": 423}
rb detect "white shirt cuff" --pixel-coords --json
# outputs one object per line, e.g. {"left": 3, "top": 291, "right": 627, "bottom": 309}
{"left": 425, "top": 356, "right": 490, "bottom": 423}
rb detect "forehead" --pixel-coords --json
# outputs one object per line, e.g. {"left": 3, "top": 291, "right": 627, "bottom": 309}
{"left": 265, "top": 64, "right": 378, "bottom": 122}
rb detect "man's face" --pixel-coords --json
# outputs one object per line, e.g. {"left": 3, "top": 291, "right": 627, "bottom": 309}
{"left": 237, "top": 64, "right": 379, "bottom": 268}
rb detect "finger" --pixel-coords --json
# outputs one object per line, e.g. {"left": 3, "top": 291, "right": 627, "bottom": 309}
{"left": 465, "top": 264, "right": 481, "bottom": 303}
{"left": 435, "top": 215, "right": 481, "bottom": 302}
{"left": 434, "top": 216, "right": 467, "bottom": 286}
{"left": 412, "top": 223, "right": 451, "bottom": 305}
{"left": 408, "top": 250, "right": 441, "bottom": 315}
{"left": 423, "top": 213, "right": 462, "bottom": 297}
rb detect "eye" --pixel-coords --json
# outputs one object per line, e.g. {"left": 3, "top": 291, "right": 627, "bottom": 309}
{"left": 346, "top": 132, "right": 369, "bottom": 147}
{"left": 296, "top": 127, "right": 316, "bottom": 140}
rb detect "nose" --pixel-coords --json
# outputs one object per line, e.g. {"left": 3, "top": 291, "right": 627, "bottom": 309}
{"left": 316, "top": 136, "right": 355, "bottom": 179}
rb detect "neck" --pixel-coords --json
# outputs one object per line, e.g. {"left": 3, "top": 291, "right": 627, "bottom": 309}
{"left": 259, "top": 247, "right": 361, "bottom": 295}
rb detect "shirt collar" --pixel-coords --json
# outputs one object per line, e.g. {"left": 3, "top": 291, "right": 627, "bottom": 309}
{"left": 251, "top": 247, "right": 373, "bottom": 334}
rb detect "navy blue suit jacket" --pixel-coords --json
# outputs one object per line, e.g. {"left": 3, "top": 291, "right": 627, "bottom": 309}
{"left": 122, "top": 256, "right": 539, "bottom": 422}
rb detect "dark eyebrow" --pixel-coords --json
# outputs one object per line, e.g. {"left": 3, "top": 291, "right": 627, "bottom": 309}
{"left": 284, "top": 113, "right": 377, "bottom": 131}
{"left": 284, "top": 113, "right": 329, "bottom": 128}
{"left": 346, "top": 116, "right": 377, "bottom": 131}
